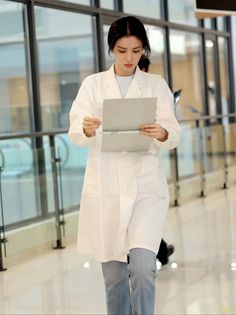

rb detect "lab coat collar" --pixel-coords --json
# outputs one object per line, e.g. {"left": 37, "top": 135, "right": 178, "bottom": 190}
{"left": 104, "top": 65, "right": 145, "bottom": 99}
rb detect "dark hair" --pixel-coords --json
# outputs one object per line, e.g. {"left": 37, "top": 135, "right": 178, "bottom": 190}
{"left": 107, "top": 16, "right": 151, "bottom": 57}
{"left": 138, "top": 55, "right": 150, "bottom": 72}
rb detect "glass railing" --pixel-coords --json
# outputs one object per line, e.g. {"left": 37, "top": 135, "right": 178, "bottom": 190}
{"left": 0, "top": 114, "right": 235, "bottom": 270}
{"left": 175, "top": 115, "right": 236, "bottom": 203}
{"left": 0, "top": 142, "right": 40, "bottom": 225}
{"left": 42, "top": 134, "right": 88, "bottom": 214}
{"left": 0, "top": 133, "right": 87, "bottom": 225}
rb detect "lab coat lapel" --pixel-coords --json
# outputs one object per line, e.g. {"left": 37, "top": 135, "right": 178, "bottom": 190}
{"left": 104, "top": 65, "right": 122, "bottom": 99}
{"left": 125, "top": 66, "right": 145, "bottom": 99}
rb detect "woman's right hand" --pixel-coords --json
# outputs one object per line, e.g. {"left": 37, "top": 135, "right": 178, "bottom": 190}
{"left": 83, "top": 116, "right": 101, "bottom": 137}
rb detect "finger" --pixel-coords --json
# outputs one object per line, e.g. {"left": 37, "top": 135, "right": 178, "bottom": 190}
{"left": 139, "top": 124, "right": 161, "bottom": 129}
{"left": 84, "top": 116, "right": 100, "bottom": 123}
{"left": 84, "top": 121, "right": 100, "bottom": 129}
{"left": 140, "top": 130, "right": 163, "bottom": 138}
{"left": 83, "top": 122, "right": 100, "bottom": 129}
{"left": 140, "top": 127, "right": 160, "bottom": 133}
{"left": 140, "top": 131, "right": 154, "bottom": 137}
{"left": 140, "top": 127, "right": 161, "bottom": 134}
{"left": 83, "top": 119, "right": 101, "bottom": 126}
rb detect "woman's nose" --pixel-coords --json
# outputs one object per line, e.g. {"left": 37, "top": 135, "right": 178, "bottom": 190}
{"left": 125, "top": 51, "right": 132, "bottom": 62}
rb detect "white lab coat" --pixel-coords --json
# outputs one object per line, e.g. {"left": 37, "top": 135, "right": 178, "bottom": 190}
{"left": 69, "top": 65, "right": 181, "bottom": 262}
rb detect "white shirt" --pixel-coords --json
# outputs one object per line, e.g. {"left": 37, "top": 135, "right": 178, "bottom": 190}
{"left": 115, "top": 74, "right": 134, "bottom": 97}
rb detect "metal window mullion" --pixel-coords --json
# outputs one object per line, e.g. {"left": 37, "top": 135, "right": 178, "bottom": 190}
{"left": 161, "top": 0, "right": 168, "bottom": 21}
{"left": 201, "top": 32, "right": 210, "bottom": 124}
{"left": 212, "top": 18, "right": 217, "bottom": 30}
{"left": 164, "top": 26, "right": 172, "bottom": 88}
{"left": 214, "top": 36, "right": 222, "bottom": 121}
{"left": 22, "top": 5, "right": 35, "bottom": 133}
{"left": 24, "top": 1, "right": 42, "bottom": 133}
{"left": 95, "top": 13, "right": 106, "bottom": 71}
{"left": 226, "top": 17, "right": 236, "bottom": 119}
{"left": 23, "top": 1, "right": 49, "bottom": 218}
{"left": 162, "top": 0, "right": 172, "bottom": 86}
{"left": 115, "top": 0, "right": 123, "bottom": 12}
{"left": 91, "top": 0, "right": 99, "bottom": 7}
{"left": 224, "top": 38, "right": 233, "bottom": 117}
{"left": 198, "top": 18, "right": 204, "bottom": 28}
{"left": 163, "top": 1, "right": 180, "bottom": 206}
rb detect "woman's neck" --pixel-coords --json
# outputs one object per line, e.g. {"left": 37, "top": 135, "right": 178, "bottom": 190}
{"left": 114, "top": 64, "right": 136, "bottom": 77}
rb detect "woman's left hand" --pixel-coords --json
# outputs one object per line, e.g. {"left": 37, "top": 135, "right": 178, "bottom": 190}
{"left": 139, "top": 123, "right": 168, "bottom": 142}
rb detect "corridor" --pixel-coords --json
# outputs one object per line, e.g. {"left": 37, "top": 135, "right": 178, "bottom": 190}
{"left": 0, "top": 184, "right": 236, "bottom": 314}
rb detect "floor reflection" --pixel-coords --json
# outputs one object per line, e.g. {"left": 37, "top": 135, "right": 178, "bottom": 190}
{"left": 0, "top": 185, "right": 236, "bottom": 314}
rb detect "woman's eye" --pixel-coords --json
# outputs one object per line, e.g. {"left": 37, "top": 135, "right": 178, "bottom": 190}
{"left": 133, "top": 50, "right": 141, "bottom": 54}
{"left": 118, "top": 50, "right": 126, "bottom": 53}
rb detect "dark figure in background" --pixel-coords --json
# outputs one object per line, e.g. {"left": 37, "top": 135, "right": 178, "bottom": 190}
{"left": 138, "top": 55, "right": 175, "bottom": 266}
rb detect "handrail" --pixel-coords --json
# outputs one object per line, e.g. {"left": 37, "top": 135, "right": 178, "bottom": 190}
{"left": 0, "top": 113, "right": 235, "bottom": 141}
{"left": 0, "top": 129, "right": 68, "bottom": 141}
{"left": 178, "top": 113, "right": 236, "bottom": 123}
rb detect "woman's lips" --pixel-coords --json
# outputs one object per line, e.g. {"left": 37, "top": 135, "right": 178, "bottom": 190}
{"left": 125, "top": 64, "right": 133, "bottom": 68}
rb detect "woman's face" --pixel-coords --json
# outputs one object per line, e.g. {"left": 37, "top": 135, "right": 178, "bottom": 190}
{"left": 113, "top": 36, "right": 143, "bottom": 76}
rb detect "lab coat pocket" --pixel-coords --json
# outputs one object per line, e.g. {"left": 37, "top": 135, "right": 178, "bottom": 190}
{"left": 137, "top": 157, "right": 169, "bottom": 199}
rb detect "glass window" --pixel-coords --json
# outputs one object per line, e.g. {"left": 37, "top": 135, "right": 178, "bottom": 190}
{"left": 123, "top": 0, "right": 161, "bottom": 20}
{"left": 100, "top": 0, "right": 115, "bottom": 10}
{"left": 217, "top": 17, "right": 225, "bottom": 31}
{"left": 204, "top": 18, "right": 212, "bottom": 29}
{"left": 170, "top": 31, "right": 204, "bottom": 120}
{"left": 145, "top": 25, "right": 165, "bottom": 78}
{"left": 0, "top": 1, "right": 30, "bottom": 133}
{"left": 103, "top": 24, "right": 112, "bottom": 69}
{"left": 35, "top": 8, "right": 97, "bottom": 130}
{"left": 168, "top": 0, "right": 197, "bottom": 26}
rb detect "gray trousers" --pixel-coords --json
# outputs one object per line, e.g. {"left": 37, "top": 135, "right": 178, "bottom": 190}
{"left": 102, "top": 248, "right": 157, "bottom": 315}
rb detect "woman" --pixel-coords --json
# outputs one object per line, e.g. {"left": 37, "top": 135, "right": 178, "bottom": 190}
{"left": 69, "top": 16, "right": 181, "bottom": 315}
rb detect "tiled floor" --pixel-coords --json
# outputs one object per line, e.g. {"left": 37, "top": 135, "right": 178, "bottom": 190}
{"left": 0, "top": 185, "right": 236, "bottom": 314}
